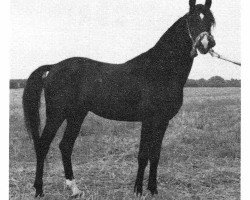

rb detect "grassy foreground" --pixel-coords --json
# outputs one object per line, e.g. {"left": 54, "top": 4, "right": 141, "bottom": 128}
{"left": 9, "top": 88, "right": 240, "bottom": 200}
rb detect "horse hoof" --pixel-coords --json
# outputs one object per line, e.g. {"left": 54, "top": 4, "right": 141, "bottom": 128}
{"left": 71, "top": 191, "right": 84, "bottom": 199}
{"left": 147, "top": 187, "right": 158, "bottom": 196}
{"left": 134, "top": 183, "right": 143, "bottom": 196}
{"left": 35, "top": 192, "right": 44, "bottom": 198}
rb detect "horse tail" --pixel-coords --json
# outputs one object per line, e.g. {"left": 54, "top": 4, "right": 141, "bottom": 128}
{"left": 22, "top": 65, "right": 52, "bottom": 147}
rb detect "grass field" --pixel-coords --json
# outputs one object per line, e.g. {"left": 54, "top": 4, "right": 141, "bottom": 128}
{"left": 9, "top": 88, "right": 240, "bottom": 200}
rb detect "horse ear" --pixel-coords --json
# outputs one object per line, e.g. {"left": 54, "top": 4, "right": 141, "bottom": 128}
{"left": 189, "top": 0, "right": 196, "bottom": 13}
{"left": 205, "top": 0, "right": 212, "bottom": 9}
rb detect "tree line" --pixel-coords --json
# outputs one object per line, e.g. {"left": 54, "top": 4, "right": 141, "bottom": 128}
{"left": 10, "top": 76, "right": 240, "bottom": 89}
{"left": 185, "top": 76, "right": 241, "bottom": 87}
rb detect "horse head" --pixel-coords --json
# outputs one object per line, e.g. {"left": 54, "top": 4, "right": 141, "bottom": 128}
{"left": 186, "top": 0, "right": 216, "bottom": 57}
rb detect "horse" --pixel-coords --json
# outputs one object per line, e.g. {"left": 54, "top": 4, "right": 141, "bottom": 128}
{"left": 23, "top": 0, "right": 216, "bottom": 197}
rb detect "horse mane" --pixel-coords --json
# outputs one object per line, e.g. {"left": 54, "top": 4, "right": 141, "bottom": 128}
{"left": 127, "top": 15, "right": 191, "bottom": 67}
{"left": 153, "top": 16, "right": 190, "bottom": 54}
{"left": 128, "top": 5, "right": 215, "bottom": 67}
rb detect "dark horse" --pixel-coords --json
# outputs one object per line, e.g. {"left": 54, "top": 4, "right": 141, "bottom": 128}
{"left": 23, "top": 0, "right": 216, "bottom": 197}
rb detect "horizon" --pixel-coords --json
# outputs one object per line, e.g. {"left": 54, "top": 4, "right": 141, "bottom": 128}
{"left": 10, "top": 0, "right": 240, "bottom": 80}
{"left": 9, "top": 76, "right": 242, "bottom": 81}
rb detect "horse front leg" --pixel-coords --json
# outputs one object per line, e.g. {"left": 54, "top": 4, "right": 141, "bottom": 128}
{"left": 134, "top": 120, "right": 152, "bottom": 196}
{"left": 147, "top": 119, "right": 169, "bottom": 195}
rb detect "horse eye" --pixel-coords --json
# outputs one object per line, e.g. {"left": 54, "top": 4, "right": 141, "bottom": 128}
{"left": 200, "top": 13, "right": 205, "bottom": 20}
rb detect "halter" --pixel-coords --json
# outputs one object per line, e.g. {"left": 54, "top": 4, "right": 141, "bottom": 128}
{"left": 186, "top": 19, "right": 210, "bottom": 58}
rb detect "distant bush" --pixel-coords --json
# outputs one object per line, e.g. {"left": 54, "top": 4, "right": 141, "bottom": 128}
{"left": 185, "top": 76, "right": 241, "bottom": 87}
{"left": 9, "top": 79, "right": 27, "bottom": 89}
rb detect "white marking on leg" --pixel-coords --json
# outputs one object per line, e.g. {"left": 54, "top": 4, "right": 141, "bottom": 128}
{"left": 66, "top": 179, "right": 84, "bottom": 197}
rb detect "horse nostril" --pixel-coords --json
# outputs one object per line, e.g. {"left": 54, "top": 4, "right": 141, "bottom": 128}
{"left": 210, "top": 39, "right": 216, "bottom": 48}
{"left": 212, "top": 40, "right": 216, "bottom": 47}
{"left": 209, "top": 35, "right": 216, "bottom": 48}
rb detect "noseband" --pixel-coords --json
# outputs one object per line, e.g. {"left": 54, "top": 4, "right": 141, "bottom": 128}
{"left": 186, "top": 19, "right": 211, "bottom": 58}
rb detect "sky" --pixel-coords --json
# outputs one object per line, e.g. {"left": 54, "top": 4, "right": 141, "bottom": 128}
{"left": 10, "top": 0, "right": 241, "bottom": 80}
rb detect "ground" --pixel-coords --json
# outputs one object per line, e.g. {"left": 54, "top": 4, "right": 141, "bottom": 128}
{"left": 9, "top": 88, "right": 240, "bottom": 200}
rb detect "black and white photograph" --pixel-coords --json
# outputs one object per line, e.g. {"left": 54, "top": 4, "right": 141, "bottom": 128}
{"left": 9, "top": 0, "right": 242, "bottom": 199}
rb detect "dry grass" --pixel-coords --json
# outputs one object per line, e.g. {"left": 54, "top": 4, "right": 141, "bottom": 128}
{"left": 9, "top": 88, "right": 240, "bottom": 200}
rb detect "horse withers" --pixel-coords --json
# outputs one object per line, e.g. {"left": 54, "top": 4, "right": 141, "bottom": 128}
{"left": 23, "top": 0, "right": 216, "bottom": 197}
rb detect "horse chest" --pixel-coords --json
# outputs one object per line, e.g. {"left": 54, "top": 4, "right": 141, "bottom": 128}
{"left": 145, "top": 84, "right": 184, "bottom": 118}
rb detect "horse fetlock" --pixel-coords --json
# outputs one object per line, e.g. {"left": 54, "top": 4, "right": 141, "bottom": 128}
{"left": 147, "top": 176, "right": 158, "bottom": 195}
{"left": 134, "top": 179, "right": 143, "bottom": 196}
{"left": 34, "top": 181, "right": 44, "bottom": 197}
{"left": 34, "top": 188, "right": 44, "bottom": 198}
{"left": 147, "top": 183, "right": 158, "bottom": 195}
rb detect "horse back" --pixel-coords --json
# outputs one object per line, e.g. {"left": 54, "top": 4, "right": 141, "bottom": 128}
{"left": 43, "top": 57, "right": 184, "bottom": 121}
{"left": 43, "top": 57, "right": 145, "bottom": 120}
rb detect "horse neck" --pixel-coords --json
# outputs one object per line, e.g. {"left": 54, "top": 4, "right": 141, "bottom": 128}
{"left": 154, "top": 17, "right": 194, "bottom": 81}
{"left": 130, "top": 16, "right": 194, "bottom": 87}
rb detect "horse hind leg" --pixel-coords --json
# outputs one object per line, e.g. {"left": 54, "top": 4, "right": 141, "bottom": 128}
{"left": 59, "top": 111, "right": 87, "bottom": 198}
{"left": 33, "top": 114, "right": 65, "bottom": 197}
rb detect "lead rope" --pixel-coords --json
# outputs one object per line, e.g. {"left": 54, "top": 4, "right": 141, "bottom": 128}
{"left": 186, "top": 19, "right": 241, "bottom": 66}
{"left": 209, "top": 49, "right": 241, "bottom": 66}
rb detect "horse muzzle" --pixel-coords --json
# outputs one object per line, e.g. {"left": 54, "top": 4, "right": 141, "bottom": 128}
{"left": 197, "top": 34, "right": 216, "bottom": 54}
